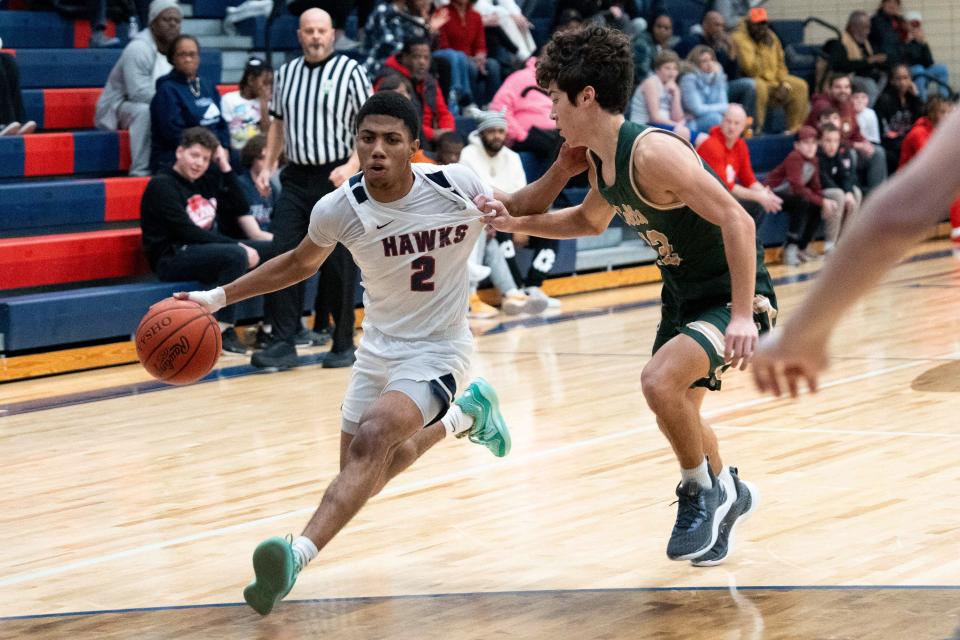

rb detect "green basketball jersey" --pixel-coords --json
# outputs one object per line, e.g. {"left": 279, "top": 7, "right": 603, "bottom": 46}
{"left": 591, "top": 121, "right": 774, "bottom": 303}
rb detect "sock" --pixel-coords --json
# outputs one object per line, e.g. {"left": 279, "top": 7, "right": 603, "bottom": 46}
{"left": 716, "top": 465, "right": 733, "bottom": 492}
{"left": 291, "top": 536, "right": 318, "bottom": 571}
{"left": 503, "top": 288, "right": 522, "bottom": 297}
{"left": 680, "top": 458, "right": 712, "bottom": 489}
{"left": 441, "top": 404, "right": 474, "bottom": 436}
{"left": 218, "top": 321, "right": 231, "bottom": 333}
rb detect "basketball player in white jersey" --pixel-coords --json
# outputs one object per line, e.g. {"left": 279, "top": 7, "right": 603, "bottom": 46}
{"left": 177, "top": 91, "right": 582, "bottom": 615}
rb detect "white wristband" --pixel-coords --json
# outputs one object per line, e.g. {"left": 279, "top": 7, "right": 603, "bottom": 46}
{"left": 189, "top": 287, "right": 227, "bottom": 314}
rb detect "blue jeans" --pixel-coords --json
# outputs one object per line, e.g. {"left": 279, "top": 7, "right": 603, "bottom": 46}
{"left": 433, "top": 49, "right": 474, "bottom": 106}
{"left": 911, "top": 64, "right": 950, "bottom": 101}
{"left": 466, "top": 57, "right": 501, "bottom": 106}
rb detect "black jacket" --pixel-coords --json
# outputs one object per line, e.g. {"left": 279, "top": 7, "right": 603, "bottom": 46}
{"left": 818, "top": 148, "right": 858, "bottom": 194}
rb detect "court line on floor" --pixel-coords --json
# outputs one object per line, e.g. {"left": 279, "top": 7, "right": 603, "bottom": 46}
{"left": 4, "top": 584, "right": 960, "bottom": 621}
{"left": 713, "top": 424, "right": 960, "bottom": 439}
{"left": 0, "top": 351, "right": 946, "bottom": 590}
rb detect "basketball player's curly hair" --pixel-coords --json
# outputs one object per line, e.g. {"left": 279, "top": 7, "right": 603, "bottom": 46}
{"left": 536, "top": 25, "right": 634, "bottom": 114}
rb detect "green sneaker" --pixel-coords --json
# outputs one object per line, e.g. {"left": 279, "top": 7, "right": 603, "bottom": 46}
{"left": 454, "top": 378, "right": 511, "bottom": 457}
{"left": 243, "top": 535, "right": 300, "bottom": 616}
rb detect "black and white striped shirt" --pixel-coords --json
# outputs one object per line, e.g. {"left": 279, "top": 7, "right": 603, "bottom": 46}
{"left": 270, "top": 53, "right": 373, "bottom": 166}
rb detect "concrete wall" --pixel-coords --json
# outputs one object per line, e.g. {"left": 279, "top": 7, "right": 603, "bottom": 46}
{"left": 762, "top": 0, "right": 958, "bottom": 88}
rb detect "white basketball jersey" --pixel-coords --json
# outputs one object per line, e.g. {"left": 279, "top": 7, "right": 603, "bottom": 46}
{"left": 307, "top": 163, "right": 490, "bottom": 340}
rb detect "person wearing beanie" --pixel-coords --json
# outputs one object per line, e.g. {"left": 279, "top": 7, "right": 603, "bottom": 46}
{"left": 95, "top": 0, "right": 183, "bottom": 176}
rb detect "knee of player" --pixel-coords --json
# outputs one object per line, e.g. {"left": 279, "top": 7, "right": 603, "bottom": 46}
{"left": 349, "top": 418, "right": 398, "bottom": 461}
{"left": 640, "top": 364, "right": 684, "bottom": 410}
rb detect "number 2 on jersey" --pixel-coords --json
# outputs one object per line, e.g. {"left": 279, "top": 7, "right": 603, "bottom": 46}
{"left": 411, "top": 256, "right": 436, "bottom": 291}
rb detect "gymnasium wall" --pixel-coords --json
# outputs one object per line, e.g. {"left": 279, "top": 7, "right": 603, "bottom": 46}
{"left": 762, "top": 0, "right": 959, "bottom": 88}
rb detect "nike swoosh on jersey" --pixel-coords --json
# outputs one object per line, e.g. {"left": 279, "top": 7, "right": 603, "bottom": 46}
{"left": 376, "top": 221, "right": 395, "bottom": 229}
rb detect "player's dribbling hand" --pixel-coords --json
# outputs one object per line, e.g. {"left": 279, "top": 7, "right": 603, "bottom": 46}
{"left": 475, "top": 195, "right": 517, "bottom": 232}
{"left": 173, "top": 288, "right": 226, "bottom": 314}
{"left": 724, "top": 315, "right": 759, "bottom": 371}
{"left": 751, "top": 328, "right": 828, "bottom": 398}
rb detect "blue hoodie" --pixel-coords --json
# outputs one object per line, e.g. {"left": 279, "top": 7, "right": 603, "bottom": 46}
{"left": 150, "top": 70, "right": 230, "bottom": 171}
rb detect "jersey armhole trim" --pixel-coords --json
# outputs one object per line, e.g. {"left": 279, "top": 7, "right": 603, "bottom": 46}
{"left": 628, "top": 128, "right": 705, "bottom": 211}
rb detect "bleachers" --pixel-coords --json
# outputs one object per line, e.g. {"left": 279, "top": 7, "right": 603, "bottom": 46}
{"left": 0, "top": 4, "right": 805, "bottom": 358}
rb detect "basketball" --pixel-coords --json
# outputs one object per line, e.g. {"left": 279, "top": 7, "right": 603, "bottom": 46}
{"left": 136, "top": 297, "right": 221, "bottom": 385}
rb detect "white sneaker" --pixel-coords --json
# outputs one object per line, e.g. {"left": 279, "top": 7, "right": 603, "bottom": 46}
{"left": 0, "top": 122, "right": 20, "bottom": 136}
{"left": 501, "top": 290, "right": 548, "bottom": 315}
{"left": 782, "top": 244, "right": 800, "bottom": 266}
{"left": 524, "top": 286, "right": 560, "bottom": 309}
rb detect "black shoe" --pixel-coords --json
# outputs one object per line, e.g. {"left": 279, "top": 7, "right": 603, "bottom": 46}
{"left": 221, "top": 328, "right": 251, "bottom": 355}
{"left": 251, "top": 340, "right": 299, "bottom": 369}
{"left": 665, "top": 463, "right": 733, "bottom": 561}
{"left": 295, "top": 327, "right": 330, "bottom": 347}
{"left": 254, "top": 326, "right": 273, "bottom": 350}
{"left": 322, "top": 346, "right": 356, "bottom": 368}
{"left": 691, "top": 467, "right": 759, "bottom": 567}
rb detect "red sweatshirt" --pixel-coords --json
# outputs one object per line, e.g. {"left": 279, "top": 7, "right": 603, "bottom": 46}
{"left": 437, "top": 5, "right": 486, "bottom": 56}
{"left": 381, "top": 55, "right": 455, "bottom": 142}
{"left": 899, "top": 116, "right": 933, "bottom": 167}
{"left": 697, "top": 126, "right": 759, "bottom": 191}
{"left": 763, "top": 149, "right": 823, "bottom": 206}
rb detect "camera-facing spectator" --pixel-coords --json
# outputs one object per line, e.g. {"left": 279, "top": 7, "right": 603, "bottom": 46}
{"left": 697, "top": 104, "right": 782, "bottom": 228}
{"left": 630, "top": 50, "right": 696, "bottom": 142}
{"left": 221, "top": 58, "right": 273, "bottom": 152}
{"left": 902, "top": 11, "right": 950, "bottom": 101}
{"left": 235, "top": 134, "right": 277, "bottom": 238}
{"left": 764, "top": 126, "right": 836, "bottom": 266}
{"left": 821, "top": 10, "right": 886, "bottom": 104}
{"left": 732, "top": 7, "right": 809, "bottom": 133}
{"left": 852, "top": 81, "right": 880, "bottom": 145}
{"left": 680, "top": 45, "right": 728, "bottom": 132}
{"left": 874, "top": 63, "right": 923, "bottom": 173}
{"left": 817, "top": 122, "right": 862, "bottom": 254}
{"left": 150, "top": 35, "right": 230, "bottom": 171}
{"left": 95, "top": 0, "right": 183, "bottom": 175}
{"left": 140, "top": 127, "right": 274, "bottom": 355}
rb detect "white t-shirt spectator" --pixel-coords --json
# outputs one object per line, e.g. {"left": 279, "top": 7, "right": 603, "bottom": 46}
{"left": 220, "top": 90, "right": 263, "bottom": 151}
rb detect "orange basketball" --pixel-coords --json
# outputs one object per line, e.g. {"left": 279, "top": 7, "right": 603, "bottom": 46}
{"left": 136, "top": 297, "right": 221, "bottom": 385}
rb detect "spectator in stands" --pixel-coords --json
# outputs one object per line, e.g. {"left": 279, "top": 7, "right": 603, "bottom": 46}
{"left": 0, "top": 52, "right": 36, "bottom": 136}
{"left": 821, "top": 11, "right": 887, "bottom": 105}
{"left": 697, "top": 104, "right": 783, "bottom": 228}
{"left": 361, "top": 0, "right": 432, "bottom": 78}
{"left": 140, "top": 127, "right": 272, "bottom": 355}
{"left": 677, "top": 10, "right": 757, "bottom": 123}
{"left": 629, "top": 50, "right": 696, "bottom": 143}
{"left": 489, "top": 57, "right": 561, "bottom": 165}
{"left": 869, "top": 0, "right": 906, "bottom": 68}
{"left": 469, "top": 0, "right": 536, "bottom": 68}
{"left": 377, "top": 36, "right": 455, "bottom": 149}
{"left": 235, "top": 134, "right": 277, "bottom": 236}
{"left": 808, "top": 73, "right": 887, "bottom": 193}
{"left": 252, "top": 8, "right": 372, "bottom": 370}
{"left": 150, "top": 35, "right": 230, "bottom": 171}
{"left": 852, "top": 81, "right": 880, "bottom": 145}
{"left": 874, "top": 63, "right": 922, "bottom": 173}
{"left": 434, "top": 131, "right": 465, "bottom": 164}
{"left": 458, "top": 109, "right": 550, "bottom": 316}
{"left": 436, "top": 0, "right": 502, "bottom": 108}
{"left": 764, "top": 126, "right": 836, "bottom": 266}
{"left": 680, "top": 45, "right": 728, "bottom": 132}
{"left": 221, "top": 57, "right": 273, "bottom": 153}
{"left": 95, "top": 0, "right": 182, "bottom": 176}
{"left": 712, "top": 0, "right": 750, "bottom": 29}
{"left": 649, "top": 13, "right": 679, "bottom": 53}
{"left": 900, "top": 95, "right": 954, "bottom": 167}
{"left": 732, "top": 7, "right": 809, "bottom": 134}
{"left": 817, "top": 122, "right": 861, "bottom": 254}
{"left": 902, "top": 11, "right": 950, "bottom": 101}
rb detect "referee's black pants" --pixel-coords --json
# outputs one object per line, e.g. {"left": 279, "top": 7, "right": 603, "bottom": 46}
{"left": 266, "top": 163, "right": 356, "bottom": 350}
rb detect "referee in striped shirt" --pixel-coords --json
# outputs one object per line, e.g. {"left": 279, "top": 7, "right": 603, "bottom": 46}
{"left": 252, "top": 8, "right": 372, "bottom": 369}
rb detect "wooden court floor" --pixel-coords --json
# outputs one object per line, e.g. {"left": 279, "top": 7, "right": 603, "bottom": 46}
{"left": 3, "top": 241, "right": 960, "bottom": 639}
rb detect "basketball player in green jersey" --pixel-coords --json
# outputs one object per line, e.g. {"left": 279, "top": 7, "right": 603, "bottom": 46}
{"left": 484, "top": 25, "right": 777, "bottom": 566}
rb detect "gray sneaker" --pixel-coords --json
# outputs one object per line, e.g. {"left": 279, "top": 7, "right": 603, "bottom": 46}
{"left": 691, "top": 467, "right": 759, "bottom": 567}
{"left": 666, "top": 463, "right": 734, "bottom": 561}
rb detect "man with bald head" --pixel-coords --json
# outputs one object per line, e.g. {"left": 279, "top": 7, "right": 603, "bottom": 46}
{"left": 697, "top": 103, "right": 783, "bottom": 227}
{"left": 253, "top": 7, "right": 373, "bottom": 370}
{"left": 678, "top": 10, "right": 757, "bottom": 121}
